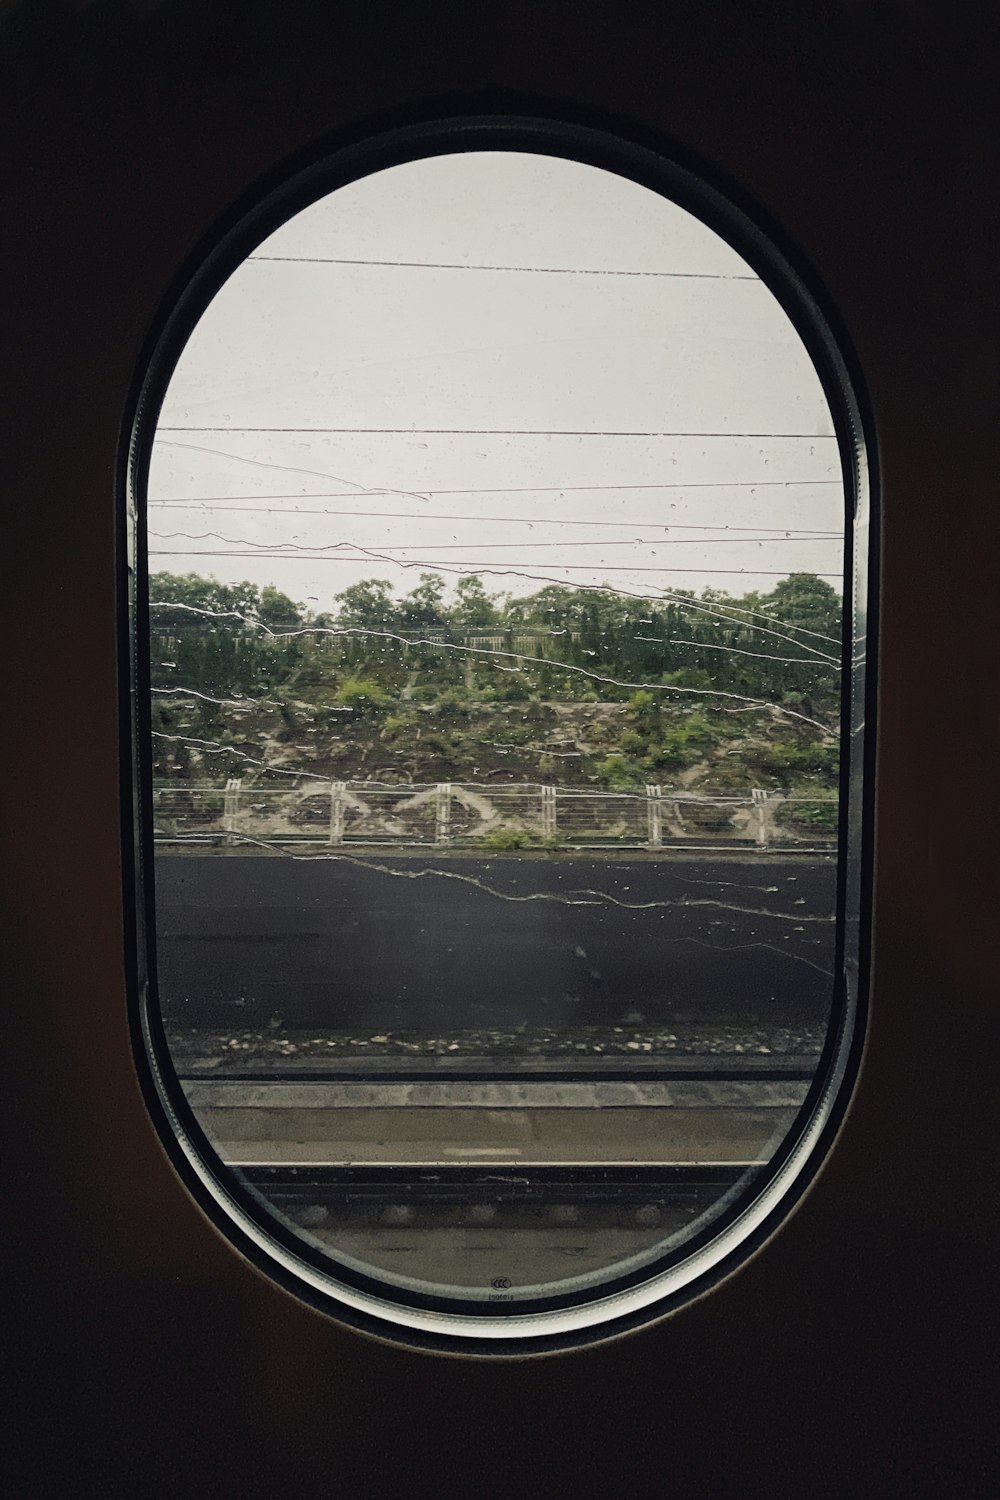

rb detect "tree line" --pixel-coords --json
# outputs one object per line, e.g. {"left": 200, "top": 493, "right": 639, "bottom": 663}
{"left": 149, "top": 569, "right": 842, "bottom": 712}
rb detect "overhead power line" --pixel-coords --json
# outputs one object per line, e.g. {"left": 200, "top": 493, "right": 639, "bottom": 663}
{"left": 247, "top": 254, "right": 760, "bottom": 280}
{"left": 147, "top": 503, "right": 840, "bottom": 536}
{"left": 150, "top": 476, "right": 842, "bottom": 507}
{"left": 147, "top": 502, "right": 843, "bottom": 535}
{"left": 158, "top": 426, "right": 838, "bottom": 438}
{"left": 154, "top": 438, "right": 842, "bottom": 494}
{"left": 150, "top": 530, "right": 839, "bottom": 550}
{"left": 148, "top": 547, "right": 841, "bottom": 578}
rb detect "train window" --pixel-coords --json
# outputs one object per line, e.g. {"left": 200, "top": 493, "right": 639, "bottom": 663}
{"left": 123, "top": 117, "right": 874, "bottom": 1350}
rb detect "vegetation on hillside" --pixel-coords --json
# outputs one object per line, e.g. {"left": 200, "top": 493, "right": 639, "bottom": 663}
{"left": 149, "top": 570, "right": 842, "bottom": 800}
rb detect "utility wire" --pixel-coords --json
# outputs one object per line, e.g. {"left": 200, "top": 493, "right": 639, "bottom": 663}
{"left": 148, "top": 548, "right": 841, "bottom": 577}
{"left": 154, "top": 438, "right": 841, "bottom": 494}
{"left": 150, "top": 480, "right": 840, "bottom": 500}
{"left": 147, "top": 502, "right": 841, "bottom": 535}
{"left": 246, "top": 254, "right": 761, "bottom": 279}
{"left": 158, "top": 425, "right": 838, "bottom": 438}
{"left": 150, "top": 529, "right": 839, "bottom": 550}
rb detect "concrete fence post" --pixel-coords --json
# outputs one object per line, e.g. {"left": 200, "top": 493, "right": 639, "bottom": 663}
{"left": 646, "top": 784, "right": 663, "bottom": 848}
{"left": 541, "top": 784, "right": 557, "bottom": 838}
{"left": 329, "top": 781, "right": 347, "bottom": 844}
{"left": 223, "top": 776, "right": 242, "bottom": 845}
{"left": 751, "top": 787, "right": 768, "bottom": 848}
{"left": 436, "top": 782, "right": 452, "bottom": 844}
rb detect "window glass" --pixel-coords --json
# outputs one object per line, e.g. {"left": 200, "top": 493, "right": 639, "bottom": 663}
{"left": 130, "top": 133, "right": 870, "bottom": 1345}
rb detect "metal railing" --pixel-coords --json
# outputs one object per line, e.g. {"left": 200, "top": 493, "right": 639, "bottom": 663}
{"left": 152, "top": 779, "right": 837, "bottom": 850}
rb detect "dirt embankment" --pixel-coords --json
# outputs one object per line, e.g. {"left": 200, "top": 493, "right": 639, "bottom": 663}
{"left": 152, "top": 692, "right": 838, "bottom": 804}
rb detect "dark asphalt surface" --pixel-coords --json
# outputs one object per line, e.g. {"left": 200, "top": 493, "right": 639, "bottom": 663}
{"left": 154, "top": 852, "right": 838, "bottom": 1032}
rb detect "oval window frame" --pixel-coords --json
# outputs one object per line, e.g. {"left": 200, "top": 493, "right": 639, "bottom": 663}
{"left": 120, "top": 112, "right": 877, "bottom": 1353}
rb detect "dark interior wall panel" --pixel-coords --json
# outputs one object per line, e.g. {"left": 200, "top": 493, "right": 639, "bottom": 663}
{"left": 2, "top": 3, "right": 996, "bottom": 1494}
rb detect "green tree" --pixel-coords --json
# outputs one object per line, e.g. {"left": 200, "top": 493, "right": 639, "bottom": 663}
{"left": 766, "top": 573, "right": 841, "bottom": 638}
{"left": 452, "top": 574, "right": 500, "bottom": 629}
{"left": 334, "top": 578, "right": 397, "bottom": 631}
{"left": 149, "top": 572, "right": 260, "bottom": 629}
{"left": 399, "top": 572, "right": 447, "bottom": 628}
{"left": 258, "top": 585, "right": 302, "bottom": 630}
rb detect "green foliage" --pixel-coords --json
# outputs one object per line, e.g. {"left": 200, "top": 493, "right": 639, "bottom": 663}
{"left": 151, "top": 570, "right": 842, "bottom": 722}
{"left": 336, "top": 677, "right": 392, "bottom": 718}
{"left": 643, "top": 712, "right": 716, "bottom": 771}
{"left": 480, "top": 827, "right": 534, "bottom": 849}
{"left": 259, "top": 585, "right": 302, "bottom": 630}
{"left": 667, "top": 667, "right": 714, "bottom": 690}
{"left": 434, "top": 689, "right": 471, "bottom": 721}
{"left": 399, "top": 573, "right": 447, "bottom": 628}
{"left": 479, "top": 828, "right": 561, "bottom": 850}
{"left": 149, "top": 571, "right": 261, "bottom": 629}
{"left": 453, "top": 574, "right": 501, "bottom": 629}
{"left": 619, "top": 730, "right": 647, "bottom": 757}
{"left": 381, "top": 713, "right": 412, "bottom": 740}
{"left": 768, "top": 573, "right": 842, "bottom": 638}
{"left": 276, "top": 701, "right": 301, "bottom": 742}
{"left": 334, "top": 579, "right": 396, "bottom": 630}
{"left": 597, "top": 754, "right": 638, "bottom": 790}
{"left": 523, "top": 698, "right": 554, "bottom": 725}
{"left": 421, "top": 731, "right": 455, "bottom": 755}
{"left": 312, "top": 704, "right": 349, "bottom": 731}
{"left": 750, "top": 741, "right": 839, "bottom": 783}
{"left": 779, "top": 795, "right": 838, "bottom": 832}
{"left": 627, "top": 689, "right": 660, "bottom": 729}
{"left": 644, "top": 738, "right": 693, "bottom": 772}
{"left": 147, "top": 569, "right": 844, "bottom": 795}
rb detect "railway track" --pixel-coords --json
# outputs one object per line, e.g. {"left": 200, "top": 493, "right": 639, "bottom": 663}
{"left": 234, "top": 1162, "right": 757, "bottom": 1289}
{"left": 239, "top": 1162, "right": 749, "bottom": 1211}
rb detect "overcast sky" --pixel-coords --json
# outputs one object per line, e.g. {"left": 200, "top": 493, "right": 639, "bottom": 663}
{"left": 148, "top": 151, "right": 844, "bottom": 614}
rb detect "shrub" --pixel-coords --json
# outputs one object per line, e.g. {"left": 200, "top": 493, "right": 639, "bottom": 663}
{"left": 381, "top": 713, "right": 410, "bottom": 740}
{"left": 778, "top": 796, "right": 838, "bottom": 833}
{"left": 435, "top": 689, "right": 470, "bottom": 721}
{"left": 645, "top": 739, "right": 691, "bottom": 772}
{"left": 480, "top": 827, "right": 534, "bottom": 849}
{"left": 751, "top": 740, "right": 839, "bottom": 784}
{"left": 312, "top": 704, "right": 349, "bottom": 730}
{"left": 627, "top": 689, "right": 660, "bottom": 729}
{"left": 645, "top": 714, "right": 716, "bottom": 771}
{"left": 421, "top": 731, "right": 455, "bottom": 755}
{"left": 597, "top": 754, "right": 638, "bottom": 790}
{"left": 336, "top": 677, "right": 392, "bottom": 718}
{"left": 523, "top": 698, "right": 554, "bottom": 724}
{"left": 619, "top": 729, "right": 647, "bottom": 757}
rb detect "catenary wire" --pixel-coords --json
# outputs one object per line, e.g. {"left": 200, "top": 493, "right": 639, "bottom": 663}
{"left": 147, "top": 502, "right": 841, "bottom": 537}
{"left": 158, "top": 425, "right": 839, "bottom": 437}
{"left": 149, "top": 548, "right": 841, "bottom": 578}
{"left": 150, "top": 479, "right": 842, "bottom": 502}
{"left": 149, "top": 529, "right": 840, "bottom": 549}
{"left": 246, "top": 254, "right": 761, "bottom": 279}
